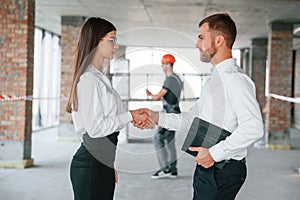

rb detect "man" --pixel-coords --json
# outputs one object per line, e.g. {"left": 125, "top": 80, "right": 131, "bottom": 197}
{"left": 141, "top": 13, "right": 264, "bottom": 199}
{"left": 146, "top": 54, "right": 183, "bottom": 179}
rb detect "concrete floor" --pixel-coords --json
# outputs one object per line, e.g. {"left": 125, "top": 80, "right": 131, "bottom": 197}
{"left": 0, "top": 127, "right": 300, "bottom": 200}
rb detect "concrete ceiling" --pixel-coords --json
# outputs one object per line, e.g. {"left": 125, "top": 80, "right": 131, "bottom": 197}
{"left": 36, "top": 0, "right": 300, "bottom": 49}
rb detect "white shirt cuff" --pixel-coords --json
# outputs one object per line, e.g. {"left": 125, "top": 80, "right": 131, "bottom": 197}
{"left": 158, "top": 112, "right": 166, "bottom": 127}
{"left": 118, "top": 111, "right": 132, "bottom": 125}
{"left": 209, "top": 143, "right": 225, "bottom": 162}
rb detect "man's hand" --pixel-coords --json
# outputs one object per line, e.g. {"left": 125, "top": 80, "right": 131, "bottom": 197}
{"left": 189, "top": 147, "right": 215, "bottom": 168}
{"left": 146, "top": 89, "right": 152, "bottom": 96}
{"left": 147, "top": 108, "right": 159, "bottom": 124}
{"left": 130, "top": 108, "right": 155, "bottom": 129}
{"left": 130, "top": 108, "right": 159, "bottom": 129}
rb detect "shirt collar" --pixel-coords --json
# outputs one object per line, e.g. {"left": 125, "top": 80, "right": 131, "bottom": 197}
{"left": 86, "top": 64, "right": 105, "bottom": 76}
{"left": 212, "top": 58, "right": 237, "bottom": 74}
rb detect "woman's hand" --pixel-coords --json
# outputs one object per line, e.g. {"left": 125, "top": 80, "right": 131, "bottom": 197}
{"left": 130, "top": 108, "right": 156, "bottom": 129}
{"left": 114, "top": 169, "right": 118, "bottom": 184}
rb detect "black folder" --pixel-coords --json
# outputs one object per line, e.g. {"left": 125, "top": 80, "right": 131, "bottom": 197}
{"left": 181, "top": 117, "right": 231, "bottom": 169}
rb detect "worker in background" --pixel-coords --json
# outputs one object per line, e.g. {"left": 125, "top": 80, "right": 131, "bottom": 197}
{"left": 146, "top": 54, "right": 183, "bottom": 179}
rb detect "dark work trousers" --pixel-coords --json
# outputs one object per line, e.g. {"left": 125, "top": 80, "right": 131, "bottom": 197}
{"left": 193, "top": 159, "right": 247, "bottom": 200}
{"left": 70, "top": 133, "right": 118, "bottom": 200}
{"left": 154, "top": 128, "right": 177, "bottom": 172}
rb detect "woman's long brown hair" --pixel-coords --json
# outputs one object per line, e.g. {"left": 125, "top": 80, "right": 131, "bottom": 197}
{"left": 66, "top": 17, "right": 116, "bottom": 113}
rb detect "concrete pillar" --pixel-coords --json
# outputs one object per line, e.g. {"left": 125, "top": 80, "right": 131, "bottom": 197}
{"left": 250, "top": 38, "right": 268, "bottom": 113}
{"left": 0, "top": 0, "right": 35, "bottom": 168}
{"left": 266, "top": 21, "right": 294, "bottom": 149}
{"left": 240, "top": 48, "right": 250, "bottom": 77}
{"left": 58, "top": 16, "right": 86, "bottom": 140}
{"left": 294, "top": 48, "right": 300, "bottom": 128}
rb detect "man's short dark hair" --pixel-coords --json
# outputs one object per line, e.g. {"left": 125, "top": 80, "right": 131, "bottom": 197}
{"left": 199, "top": 13, "right": 237, "bottom": 49}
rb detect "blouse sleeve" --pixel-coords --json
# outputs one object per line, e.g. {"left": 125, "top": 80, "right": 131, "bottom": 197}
{"left": 77, "top": 75, "right": 132, "bottom": 138}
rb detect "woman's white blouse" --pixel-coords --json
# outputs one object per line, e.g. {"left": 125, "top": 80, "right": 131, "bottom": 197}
{"left": 72, "top": 65, "right": 132, "bottom": 138}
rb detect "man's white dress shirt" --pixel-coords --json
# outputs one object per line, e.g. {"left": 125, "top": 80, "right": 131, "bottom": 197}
{"left": 72, "top": 65, "right": 132, "bottom": 138}
{"left": 158, "top": 58, "right": 264, "bottom": 162}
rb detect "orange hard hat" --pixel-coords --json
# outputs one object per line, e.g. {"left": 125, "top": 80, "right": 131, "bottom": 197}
{"left": 161, "top": 54, "right": 176, "bottom": 64}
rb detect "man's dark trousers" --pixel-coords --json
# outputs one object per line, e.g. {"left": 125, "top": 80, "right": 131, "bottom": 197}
{"left": 193, "top": 159, "right": 247, "bottom": 200}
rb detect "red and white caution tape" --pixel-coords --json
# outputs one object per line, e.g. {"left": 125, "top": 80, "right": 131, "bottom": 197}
{"left": 269, "top": 93, "right": 300, "bottom": 104}
{"left": 0, "top": 95, "right": 28, "bottom": 101}
{"left": 0, "top": 94, "right": 68, "bottom": 102}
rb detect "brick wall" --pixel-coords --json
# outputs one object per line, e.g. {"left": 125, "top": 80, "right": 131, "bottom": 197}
{"left": 58, "top": 16, "right": 85, "bottom": 139}
{"left": 0, "top": 0, "right": 35, "bottom": 163}
{"left": 250, "top": 38, "right": 268, "bottom": 113}
{"left": 267, "top": 24, "right": 293, "bottom": 131}
{"left": 60, "top": 16, "right": 85, "bottom": 123}
{"left": 266, "top": 22, "right": 293, "bottom": 148}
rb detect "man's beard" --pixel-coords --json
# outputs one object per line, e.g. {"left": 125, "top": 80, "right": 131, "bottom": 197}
{"left": 200, "top": 44, "right": 217, "bottom": 63}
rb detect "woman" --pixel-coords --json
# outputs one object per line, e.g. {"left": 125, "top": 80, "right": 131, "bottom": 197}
{"left": 66, "top": 17, "right": 150, "bottom": 200}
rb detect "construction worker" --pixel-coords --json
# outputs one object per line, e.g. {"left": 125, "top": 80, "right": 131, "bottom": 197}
{"left": 146, "top": 54, "right": 183, "bottom": 179}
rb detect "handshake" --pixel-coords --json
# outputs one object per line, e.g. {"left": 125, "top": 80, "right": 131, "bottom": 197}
{"left": 129, "top": 108, "right": 158, "bottom": 129}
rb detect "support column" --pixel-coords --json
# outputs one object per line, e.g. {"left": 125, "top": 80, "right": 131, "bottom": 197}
{"left": 58, "top": 16, "right": 86, "bottom": 141}
{"left": 250, "top": 38, "right": 268, "bottom": 113}
{"left": 0, "top": 0, "right": 35, "bottom": 168}
{"left": 294, "top": 47, "right": 300, "bottom": 128}
{"left": 240, "top": 48, "right": 250, "bottom": 77}
{"left": 266, "top": 21, "right": 294, "bottom": 149}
